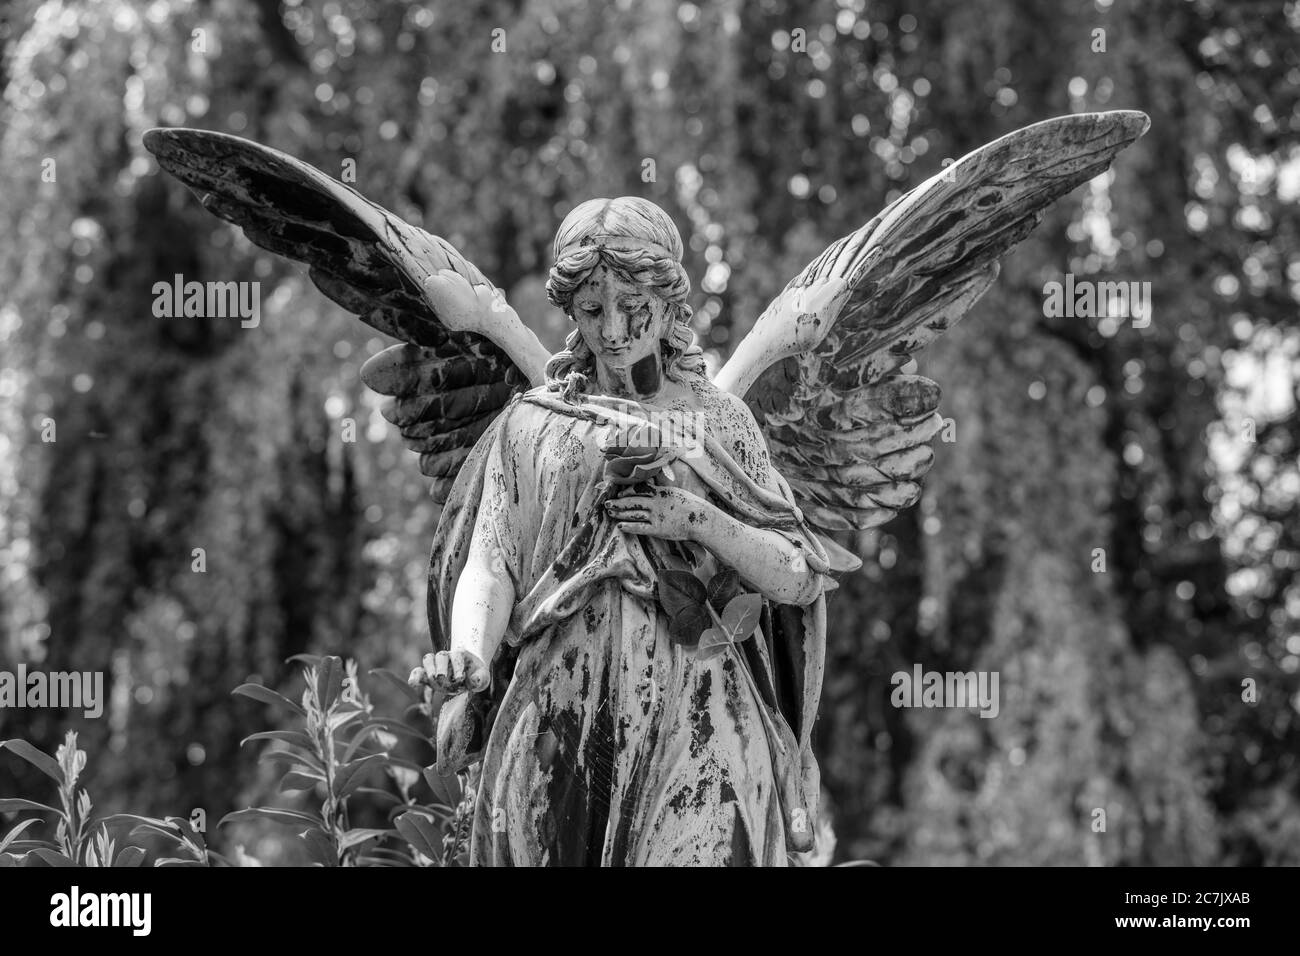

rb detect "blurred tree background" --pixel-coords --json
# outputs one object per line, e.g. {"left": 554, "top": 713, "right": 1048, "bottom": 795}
{"left": 1, "top": 0, "right": 1297, "bottom": 865}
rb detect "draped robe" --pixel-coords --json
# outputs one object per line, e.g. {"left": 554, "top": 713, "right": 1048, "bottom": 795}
{"left": 428, "top": 376, "right": 834, "bottom": 866}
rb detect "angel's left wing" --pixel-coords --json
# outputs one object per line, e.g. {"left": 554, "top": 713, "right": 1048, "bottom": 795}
{"left": 143, "top": 127, "right": 552, "bottom": 503}
{"left": 715, "top": 110, "right": 1149, "bottom": 534}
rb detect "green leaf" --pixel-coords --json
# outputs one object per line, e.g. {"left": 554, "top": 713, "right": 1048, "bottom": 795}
{"left": 338, "top": 828, "right": 390, "bottom": 851}
{"left": 102, "top": 812, "right": 171, "bottom": 829}
{"left": 241, "top": 730, "right": 316, "bottom": 752}
{"left": 721, "top": 593, "right": 763, "bottom": 643}
{"left": 112, "top": 846, "right": 147, "bottom": 867}
{"left": 258, "top": 747, "right": 327, "bottom": 775}
{"left": 104, "top": 815, "right": 195, "bottom": 854}
{"left": 706, "top": 569, "right": 742, "bottom": 611}
{"left": 384, "top": 755, "right": 427, "bottom": 775}
{"left": 680, "top": 540, "right": 707, "bottom": 569}
{"left": 299, "top": 828, "right": 338, "bottom": 866}
{"left": 317, "top": 656, "right": 344, "bottom": 711}
{"left": 0, "top": 818, "right": 41, "bottom": 853}
{"left": 333, "top": 754, "right": 384, "bottom": 799}
{"left": 656, "top": 569, "right": 707, "bottom": 619}
{"left": 697, "top": 627, "right": 732, "bottom": 661}
{"left": 123, "top": 823, "right": 185, "bottom": 846}
{"left": 366, "top": 718, "right": 430, "bottom": 743}
{"left": 279, "top": 772, "right": 323, "bottom": 794}
{"left": 0, "top": 740, "right": 64, "bottom": 785}
{"left": 396, "top": 804, "right": 454, "bottom": 823}
{"left": 668, "top": 605, "right": 710, "bottom": 645}
{"left": 368, "top": 668, "right": 420, "bottom": 703}
{"left": 341, "top": 736, "right": 383, "bottom": 764}
{"left": 355, "top": 786, "right": 403, "bottom": 807}
{"left": 0, "top": 798, "right": 60, "bottom": 816}
{"left": 659, "top": 551, "right": 692, "bottom": 574}
{"left": 219, "top": 807, "right": 323, "bottom": 829}
{"left": 326, "top": 708, "right": 364, "bottom": 734}
{"left": 29, "top": 848, "right": 76, "bottom": 867}
{"left": 394, "top": 811, "right": 443, "bottom": 861}
{"left": 232, "top": 683, "right": 307, "bottom": 717}
{"left": 422, "top": 767, "right": 462, "bottom": 808}
{"left": 163, "top": 816, "right": 207, "bottom": 852}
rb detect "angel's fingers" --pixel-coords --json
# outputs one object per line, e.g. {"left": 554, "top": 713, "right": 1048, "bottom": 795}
{"left": 617, "top": 520, "right": 655, "bottom": 536}
{"left": 430, "top": 651, "right": 453, "bottom": 686}
{"left": 605, "top": 496, "right": 650, "bottom": 512}
{"left": 463, "top": 654, "right": 491, "bottom": 693}
{"left": 449, "top": 652, "right": 468, "bottom": 687}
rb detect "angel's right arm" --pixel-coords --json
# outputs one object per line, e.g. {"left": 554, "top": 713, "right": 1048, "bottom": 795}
{"left": 448, "top": 405, "right": 529, "bottom": 671}
{"left": 449, "top": 532, "right": 515, "bottom": 667}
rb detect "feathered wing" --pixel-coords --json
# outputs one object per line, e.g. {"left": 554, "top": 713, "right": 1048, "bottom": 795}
{"left": 716, "top": 110, "right": 1150, "bottom": 533}
{"left": 143, "top": 127, "right": 550, "bottom": 503}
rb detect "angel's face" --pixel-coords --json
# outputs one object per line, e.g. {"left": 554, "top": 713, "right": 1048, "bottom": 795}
{"left": 571, "top": 265, "right": 672, "bottom": 371}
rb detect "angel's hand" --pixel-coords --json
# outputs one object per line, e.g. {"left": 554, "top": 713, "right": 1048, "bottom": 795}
{"left": 605, "top": 486, "right": 713, "bottom": 542}
{"left": 409, "top": 649, "right": 491, "bottom": 695}
{"left": 421, "top": 268, "right": 508, "bottom": 333}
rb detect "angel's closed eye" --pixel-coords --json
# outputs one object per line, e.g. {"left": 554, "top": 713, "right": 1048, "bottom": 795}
{"left": 576, "top": 302, "right": 603, "bottom": 317}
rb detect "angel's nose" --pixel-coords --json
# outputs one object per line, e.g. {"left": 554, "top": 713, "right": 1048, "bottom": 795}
{"left": 602, "top": 309, "right": 631, "bottom": 346}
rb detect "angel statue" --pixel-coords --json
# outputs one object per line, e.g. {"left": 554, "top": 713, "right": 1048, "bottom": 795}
{"left": 144, "top": 109, "right": 1147, "bottom": 866}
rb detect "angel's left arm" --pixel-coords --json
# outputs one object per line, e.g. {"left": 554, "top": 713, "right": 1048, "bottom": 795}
{"left": 697, "top": 504, "right": 823, "bottom": 606}
{"left": 606, "top": 395, "right": 825, "bottom": 606}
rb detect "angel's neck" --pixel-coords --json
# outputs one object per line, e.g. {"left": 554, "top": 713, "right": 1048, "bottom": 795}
{"left": 595, "top": 352, "right": 664, "bottom": 400}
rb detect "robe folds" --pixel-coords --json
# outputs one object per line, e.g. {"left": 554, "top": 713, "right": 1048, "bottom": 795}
{"left": 427, "top": 378, "right": 834, "bottom": 866}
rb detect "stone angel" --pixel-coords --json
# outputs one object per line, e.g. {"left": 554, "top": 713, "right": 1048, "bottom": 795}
{"left": 144, "top": 109, "right": 1148, "bottom": 866}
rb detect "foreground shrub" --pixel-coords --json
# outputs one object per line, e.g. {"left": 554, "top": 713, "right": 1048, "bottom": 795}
{"left": 0, "top": 655, "right": 471, "bottom": 867}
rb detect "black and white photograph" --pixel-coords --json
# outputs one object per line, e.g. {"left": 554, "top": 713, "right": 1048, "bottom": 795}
{"left": 0, "top": 0, "right": 1295, "bottom": 933}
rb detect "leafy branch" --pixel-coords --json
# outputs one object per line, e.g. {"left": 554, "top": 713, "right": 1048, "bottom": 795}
{"left": 219, "top": 655, "right": 471, "bottom": 866}
{"left": 0, "top": 656, "right": 475, "bottom": 867}
{"left": 657, "top": 567, "right": 764, "bottom": 660}
{"left": 0, "top": 731, "right": 167, "bottom": 867}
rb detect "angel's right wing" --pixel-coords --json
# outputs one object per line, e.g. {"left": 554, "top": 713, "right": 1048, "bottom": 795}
{"left": 143, "top": 128, "right": 551, "bottom": 503}
{"left": 716, "top": 110, "right": 1150, "bottom": 533}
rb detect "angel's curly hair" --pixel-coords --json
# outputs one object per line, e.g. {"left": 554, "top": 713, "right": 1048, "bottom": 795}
{"left": 544, "top": 197, "right": 705, "bottom": 401}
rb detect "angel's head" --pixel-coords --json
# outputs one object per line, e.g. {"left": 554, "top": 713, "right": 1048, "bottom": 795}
{"left": 545, "top": 197, "right": 704, "bottom": 399}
